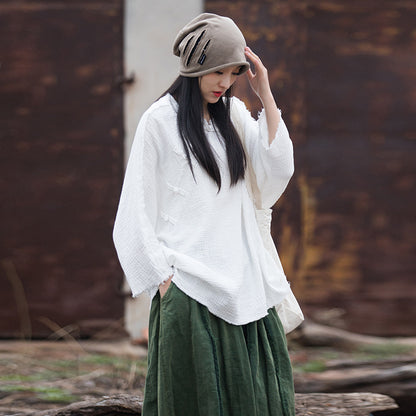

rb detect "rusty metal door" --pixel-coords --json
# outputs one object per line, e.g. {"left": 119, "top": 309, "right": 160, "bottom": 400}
{"left": 0, "top": 1, "right": 125, "bottom": 337}
{"left": 206, "top": 0, "right": 416, "bottom": 336}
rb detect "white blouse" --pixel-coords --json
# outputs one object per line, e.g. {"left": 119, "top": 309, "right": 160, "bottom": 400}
{"left": 113, "top": 94, "right": 294, "bottom": 325}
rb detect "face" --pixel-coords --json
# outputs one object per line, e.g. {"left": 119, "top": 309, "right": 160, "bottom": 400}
{"left": 199, "top": 66, "right": 241, "bottom": 108}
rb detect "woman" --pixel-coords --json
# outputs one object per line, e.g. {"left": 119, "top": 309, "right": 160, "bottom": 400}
{"left": 113, "top": 13, "right": 295, "bottom": 416}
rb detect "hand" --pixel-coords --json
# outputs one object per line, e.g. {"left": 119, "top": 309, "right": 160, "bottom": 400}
{"left": 244, "top": 47, "right": 273, "bottom": 103}
{"left": 245, "top": 46, "right": 280, "bottom": 144}
{"left": 159, "top": 275, "right": 173, "bottom": 298}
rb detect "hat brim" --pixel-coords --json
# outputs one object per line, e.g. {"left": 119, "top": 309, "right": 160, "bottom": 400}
{"left": 179, "top": 61, "right": 250, "bottom": 78}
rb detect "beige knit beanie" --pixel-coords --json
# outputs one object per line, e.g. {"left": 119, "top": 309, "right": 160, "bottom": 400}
{"left": 173, "top": 13, "right": 249, "bottom": 77}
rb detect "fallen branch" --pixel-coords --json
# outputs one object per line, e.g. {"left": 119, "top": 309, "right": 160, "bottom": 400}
{"left": 297, "top": 363, "right": 416, "bottom": 392}
{"left": 26, "top": 392, "right": 397, "bottom": 416}
{"left": 294, "top": 320, "right": 416, "bottom": 349}
{"left": 32, "top": 394, "right": 142, "bottom": 415}
{"left": 295, "top": 392, "right": 398, "bottom": 416}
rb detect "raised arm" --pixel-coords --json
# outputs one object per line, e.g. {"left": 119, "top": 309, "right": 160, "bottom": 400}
{"left": 244, "top": 46, "right": 280, "bottom": 145}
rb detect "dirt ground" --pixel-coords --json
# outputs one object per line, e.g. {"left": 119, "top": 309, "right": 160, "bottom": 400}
{"left": 0, "top": 339, "right": 148, "bottom": 414}
{"left": 1, "top": 337, "right": 415, "bottom": 415}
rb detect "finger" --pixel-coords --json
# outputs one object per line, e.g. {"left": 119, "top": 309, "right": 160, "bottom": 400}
{"left": 246, "top": 67, "right": 255, "bottom": 80}
{"left": 245, "top": 46, "right": 261, "bottom": 62}
{"left": 244, "top": 49, "right": 254, "bottom": 64}
{"left": 245, "top": 53, "right": 263, "bottom": 76}
{"left": 245, "top": 50, "right": 259, "bottom": 75}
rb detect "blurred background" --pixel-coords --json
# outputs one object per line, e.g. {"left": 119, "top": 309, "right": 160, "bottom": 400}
{"left": 0, "top": 0, "right": 415, "bottom": 341}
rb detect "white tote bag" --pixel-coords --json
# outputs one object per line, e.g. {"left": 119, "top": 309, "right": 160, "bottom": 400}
{"left": 232, "top": 104, "right": 304, "bottom": 334}
{"left": 254, "top": 207, "right": 304, "bottom": 334}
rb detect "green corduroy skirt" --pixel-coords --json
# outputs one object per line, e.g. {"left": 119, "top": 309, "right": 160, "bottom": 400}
{"left": 142, "top": 283, "right": 295, "bottom": 416}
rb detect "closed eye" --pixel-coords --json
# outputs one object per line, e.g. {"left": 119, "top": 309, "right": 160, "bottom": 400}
{"left": 216, "top": 71, "right": 240, "bottom": 76}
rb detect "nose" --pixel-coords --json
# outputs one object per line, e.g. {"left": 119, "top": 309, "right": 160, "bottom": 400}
{"left": 219, "top": 74, "right": 234, "bottom": 90}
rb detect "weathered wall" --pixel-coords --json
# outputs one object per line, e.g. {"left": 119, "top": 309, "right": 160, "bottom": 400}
{"left": 0, "top": 1, "right": 125, "bottom": 337}
{"left": 1, "top": 0, "right": 414, "bottom": 338}
{"left": 206, "top": 0, "right": 416, "bottom": 335}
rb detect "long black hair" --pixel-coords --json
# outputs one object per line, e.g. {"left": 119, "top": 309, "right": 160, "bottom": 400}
{"left": 164, "top": 76, "right": 246, "bottom": 190}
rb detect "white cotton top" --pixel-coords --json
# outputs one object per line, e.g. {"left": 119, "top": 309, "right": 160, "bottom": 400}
{"left": 113, "top": 94, "right": 294, "bottom": 325}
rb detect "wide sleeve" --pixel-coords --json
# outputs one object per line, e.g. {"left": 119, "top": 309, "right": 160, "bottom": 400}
{"left": 231, "top": 97, "right": 294, "bottom": 208}
{"left": 112, "top": 112, "right": 174, "bottom": 297}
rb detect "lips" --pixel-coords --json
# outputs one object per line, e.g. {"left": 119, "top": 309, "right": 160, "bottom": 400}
{"left": 213, "top": 91, "right": 223, "bottom": 98}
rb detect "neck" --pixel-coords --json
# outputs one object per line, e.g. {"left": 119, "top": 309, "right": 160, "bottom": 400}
{"left": 203, "top": 102, "right": 210, "bottom": 121}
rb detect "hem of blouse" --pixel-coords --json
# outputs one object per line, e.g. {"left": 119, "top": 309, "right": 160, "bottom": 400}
{"left": 172, "top": 275, "right": 290, "bottom": 326}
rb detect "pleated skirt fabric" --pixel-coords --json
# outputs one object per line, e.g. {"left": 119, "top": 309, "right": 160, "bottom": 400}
{"left": 142, "top": 283, "right": 295, "bottom": 416}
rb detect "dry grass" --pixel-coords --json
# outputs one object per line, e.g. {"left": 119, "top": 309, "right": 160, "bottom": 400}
{"left": 0, "top": 340, "right": 147, "bottom": 412}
